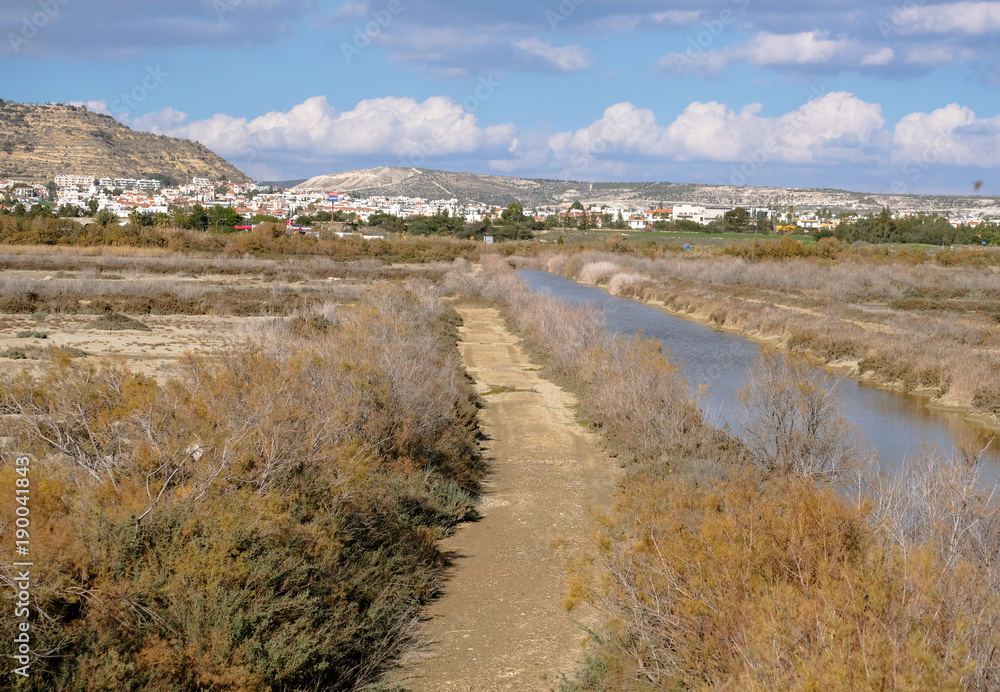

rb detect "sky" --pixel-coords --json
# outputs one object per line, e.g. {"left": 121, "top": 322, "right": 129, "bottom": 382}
{"left": 2, "top": 0, "right": 999, "bottom": 194}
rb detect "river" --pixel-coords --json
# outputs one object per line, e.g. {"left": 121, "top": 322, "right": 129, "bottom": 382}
{"left": 520, "top": 270, "right": 1000, "bottom": 475}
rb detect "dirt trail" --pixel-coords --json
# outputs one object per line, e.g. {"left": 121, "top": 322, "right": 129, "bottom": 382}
{"left": 394, "top": 306, "right": 617, "bottom": 691}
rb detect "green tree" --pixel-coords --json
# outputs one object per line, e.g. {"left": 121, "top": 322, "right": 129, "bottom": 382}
{"left": 208, "top": 205, "right": 243, "bottom": 233}
{"left": 724, "top": 207, "right": 750, "bottom": 232}
{"left": 190, "top": 203, "right": 208, "bottom": 231}
{"left": 500, "top": 202, "right": 526, "bottom": 224}
{"left": 93, "top": 209, "right": 119, "bottom": 228}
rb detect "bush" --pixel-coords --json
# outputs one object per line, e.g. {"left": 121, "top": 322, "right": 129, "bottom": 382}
{"left": 84, "top": 312, "right": 152, "bottom": 331}
{"left": 0, "top": 284, "right": 482, "bottom": 690}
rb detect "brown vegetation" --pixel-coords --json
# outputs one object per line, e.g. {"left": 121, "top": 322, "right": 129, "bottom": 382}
{"left": 0, "top": 282, "right": 482, "bottom": 690}
{"left": 527, "top": 246, "right": 1000, "bottom": 419}
{"left": 449, "top": 256, "right": 1000, "bottom": 690}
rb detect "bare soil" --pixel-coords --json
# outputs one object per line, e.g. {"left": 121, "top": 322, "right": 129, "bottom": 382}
{"left": 0, "top": 312, "right": 261, "bottom": 378}
{"left": 393, "top": 307, "right": 617, "bottom": 691}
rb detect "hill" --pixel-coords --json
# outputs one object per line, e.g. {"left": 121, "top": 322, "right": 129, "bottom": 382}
{"left": 295, "top": 166, "right": 1000, "bottom": 216}
{"left": 0, "top": 100, "right": 249, "bottom": 185}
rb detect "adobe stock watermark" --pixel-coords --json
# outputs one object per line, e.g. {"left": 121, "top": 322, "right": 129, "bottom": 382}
{"left": 236, "top": 127, "right": 281, "bottom": 163}
{"left": 9, "top": 455, "right": 33, "bottom": 678}
{"left": 7, "top": 0, "right": 70, "bottom": 54}
{"left": 546, "top": 0, "right": 587, "bottom": 30}
{"left": 110, "top": 66, "right": 169, "bottom": 119}
{"left": 555, "top": 119, "right": 626, "bottom": 181}
{"left": 661, "top": 0, "right": 751, "bottom": 74}
{"left": 398, "top": 75, "right": 501, "bottom": 168}
{"left": 877, "top": 0, "right": 927, "bottom": 39}
{"left": 341, "top": 0, "right": 403, "bottom": 63}
{"left": 888, "top": 131, "right": 952, "bottom": 194}
{"left": 730, "top": 83, "right": 829, "bottom": 186}
{"left": 214, "top": 0, "right": 245, "bottom": 22}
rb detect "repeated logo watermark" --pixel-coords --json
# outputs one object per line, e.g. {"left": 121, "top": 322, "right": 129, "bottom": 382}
{"left": 546, "top": 0, "right": 587, "bottom": 30}
{"left": 662, "top": 0, "right": 751, "bottom": 75}
{"left": 729, "top": 83, "right": 829, "bottom": 186}
{"left": 888, "top": 132, "right": 952, "bottom": 194}
{"left": 214, "top": 0, "right": 244, "bottom": 22}
{"left": 397, "top": 74, "right": 501, "bottom": 168}
{"left": 110, "top": 66, "right": 169, "bottom": 119}
{"left": 341, "top": 0, "right": 403, "bottom": 63}
{"left": 554, "top": 117, "right": 626, "bottom": 181}
{"left": 7, "top": 0, "right": 70, "bottom": 54}
{"left": 877, "top": 0, "right": 926, "bottom": 38}
{"left": 236, "top": 128, "right": 282, "bottom": 164}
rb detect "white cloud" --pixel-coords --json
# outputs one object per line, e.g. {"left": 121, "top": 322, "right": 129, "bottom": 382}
{"left": 738, "top": 31, "right": 844, "bottom": 65}
{"left": 650, "top": 10, "right": 702, "bottom": 25}
{"left": 903, "top": 46, "right": 974, "bottom": 64}
{"left": 655, "top": 49, "right": 730, "bottom": 77}
{"left": 131, "top": 107, "right": 187, "bottom": 132}
{"left": 497, "top": 92, "right": 888, "bottom": 178}
{"left": 891, "top": 1, "right": 1000, "bottom": 34}
{"left": 68, "top": 100, "right": 113, "bottom": 116}
{"left": 132, "top": 96, "right": 516, "bottom": 162}
{"left": 656, "top": 31, "right": 894, "bottom": 75}
{"left": 512, "top": 38, "right": 592, "bottom": 72}
{"left": 862, "top": 47, "right": 895, "bottom": 66}
{"left": 893, "top": 104, "right": 1000, "bottom": 166}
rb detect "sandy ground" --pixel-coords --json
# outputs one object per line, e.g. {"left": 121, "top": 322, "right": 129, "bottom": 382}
{"left": 393, "top": 307, "right": 618, "bottom": 691}
{"left": 0, "top": 313, "right": 266, "bottom": 378}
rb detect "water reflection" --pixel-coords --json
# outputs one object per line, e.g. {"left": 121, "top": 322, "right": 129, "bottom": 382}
{"left": 520, "top": 270, "right": 999, "bottom": 477}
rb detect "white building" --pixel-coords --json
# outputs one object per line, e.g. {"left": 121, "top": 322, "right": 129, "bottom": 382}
{"left": 672, "top": 204, "right": 733, "bottom": 225}
{"left": 55, "top": 174, "right": 95, "bottom": 188}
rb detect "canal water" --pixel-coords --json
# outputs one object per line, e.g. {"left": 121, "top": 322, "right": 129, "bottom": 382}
{"left": 520, "top": 270, "right": 1000, "bottom": 474}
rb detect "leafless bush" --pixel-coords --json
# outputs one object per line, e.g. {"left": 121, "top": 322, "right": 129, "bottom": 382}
{"left": 578, "top": 261, "right": 619, "bottom": 285}
{"left": 607, "top": 272, "right": 650, "bottom": 297}
{"left": 739, "top": 349, "right": 865, "bottom": 479}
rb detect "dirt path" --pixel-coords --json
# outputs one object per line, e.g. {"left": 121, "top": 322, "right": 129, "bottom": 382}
{"left": 393, "top": 307, "right": 617, "bottom": 691}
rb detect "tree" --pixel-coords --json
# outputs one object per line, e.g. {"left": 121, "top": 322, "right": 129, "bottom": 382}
{"left": 93, "top": 209, "right": 119, "bottom": 228}
{"left": 208, "top": 205, "right": 243, "bottom": 232}
{"left": 85, "top": 199, "right": 99, "bottom": 215}
{"left": 128, "top": 209, "right": 154, "bottom": 227}
{"left": 738, "top": 350, "right": 863, "bottom": 479}
{"left": 46, "top": 180, "right": 57, "bottom": 201}
{"left": 190, "top": 203, "right": 208, "bottom": 231}
{"left": 500, "top": 202, "right": 526, "bottom": 224}
{"left": 724, "top": 207, "right": 749, "bottom": 232}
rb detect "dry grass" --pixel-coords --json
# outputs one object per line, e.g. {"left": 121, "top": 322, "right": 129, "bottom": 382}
{"left": 445, "top": 257, "right": 1000, "bottom": 690}
{"left": 529, "top": 249, "right": 1000, "bottom": 415}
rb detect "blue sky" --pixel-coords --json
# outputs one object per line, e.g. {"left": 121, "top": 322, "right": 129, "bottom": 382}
{"left": 2, "top": 0, "right": 999, "bottom": 193}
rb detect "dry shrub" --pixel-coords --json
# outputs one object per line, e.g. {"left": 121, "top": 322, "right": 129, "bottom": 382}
{"left": 446, "top": 257, "right": 1000, "bottom": 690}
{"left": 739, "top": 350, "right": 866, "bottom": 479}
{"left": 578, "top": 261, "right": 618, "bottom": 285}
{"left": 580, "top": 336, "right": 704, "bottom": 464}
{"left": 0, "top": 284, "right": 481, "bottom": 691}
{"left": 607, "top": 272, "right": 649, "bottom": 297}
{"left": 582, "top": 471, "right": 990, "bottom": 690}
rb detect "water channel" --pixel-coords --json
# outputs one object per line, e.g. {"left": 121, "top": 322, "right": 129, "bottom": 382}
{"left": 520, "top": 270, "right": 1000, "bottom": 476}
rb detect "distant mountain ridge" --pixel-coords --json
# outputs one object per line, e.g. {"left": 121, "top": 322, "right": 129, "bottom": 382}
{"left": 296, "top": 166, "right": 1000, "bottom": 215}
{"left": 0, "top": 100, "right": 249, "bottom": 185}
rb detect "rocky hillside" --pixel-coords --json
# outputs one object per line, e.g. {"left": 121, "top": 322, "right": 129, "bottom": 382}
{"left": 296, "top": 166, "right": 1000, "bottom": 216}
{"left": 0, "top": 100, "right": 248, "bottom": 184}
